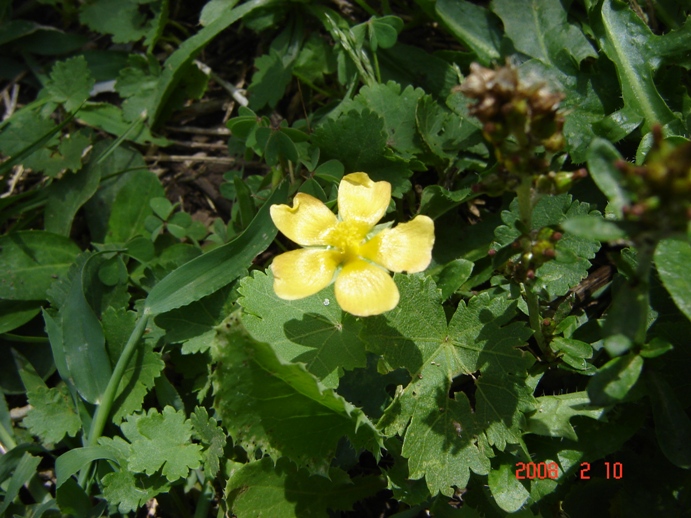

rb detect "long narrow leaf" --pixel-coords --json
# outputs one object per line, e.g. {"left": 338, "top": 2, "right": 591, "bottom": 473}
{"left": 148, "top": 0, "right": 279, "bottom": 127}
{"left": 145, "top": 182, "right": 287, "bottom": 315}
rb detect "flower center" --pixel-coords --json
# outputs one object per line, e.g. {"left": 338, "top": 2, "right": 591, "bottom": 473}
{"left": 326, "top": 220, "right": 371, "bottom": 262}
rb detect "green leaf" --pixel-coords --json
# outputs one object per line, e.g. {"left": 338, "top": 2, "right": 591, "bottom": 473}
{"left": 646, "top": 370, "right": 691, "bottom": 469}
{"left": 45, "top": 55, "right": 94, "bottom": 112}
{"left": 592, "top": 0, "right": 681, "bottom": 133}
{"left": 492, "top": 0, "right": 596, "bottom": 69}
{"left": 190, "top": 406, "right": 227, "bottom": 477}
{"left": 561, "top": 215, "right": 627, "bottom": 241}
{"left": 419, "top": 186, "right": 473, "bottom": 221}
{"left": 248, "top": 48, "right": 295, "bottom": 110}
{"left": 115, "top": 54, "right": 161, "bottom": 122}
{"left": 44, "top": 138, "right": 101, "bottom": 237}
{"left": 108, "top": 406, "right": 202, "bottom": 481}
{"left": 55, "top": 446, "right": 119, "bottom": 488}
{"left": 100, "top": 469, "right": 169, "bottom": 514}
{"left": 349, "top": 81, "right": 425, "bottom": 159}
{"left": 0, "top": 300, "right": 42, "bottom": 334}
{"left": 0, "top": 452, "right": 41, "bottom": 514}
{"left": 371, "top": 16, "right": 403, "bottom": 50}
{"left": 77, "top": 103, "right": 171, "bottom": 146}
{"left": 79, "top": 0, "right": 165, "bottom": 44}
{"left": 313, "top": 109, "right": 412, "bottom": 196}
{"left": 488, "top": 462, "right": 530, "bottom": 513}
{"left": 212, "top": 321, "right": 381, "bottom": 475}
{"left": 551, "top": 337, "right": 593, "bottom": 359}
{"left": 586, "top": 138, "right": 629, "bottom": 218}
{"left": 55, "top": 253, "right": 113, "bottom": 404}
{"left": 0, "top": 231, "right": 80, "bottom": 300}
{"left": 0, "top": 109, "right": 58, "bottom": 175}
{"left": 102, "top": 307, "right": 164, "bottom": 422}
{"left": 435, "top": 258, "right": 474, "bottom": 300}
{"left": 654, "top": 239, "right": 691, "bottom": 323}
{"left": 106, "top": 170, "right": 164, "bottom": 243}
{"left": 238, "top": 270, "right": 367, "bottom": 388}
{"left": 525, "top": 392, "right": 605, "bottom": 441}
{"left": 517, "top": 58, "right": 614, "bottom": 163}
{"left": 200, "top": 0, "right": 240, "bottom": 26}
{"left": 156, "top": 285, "right": 235, "bottom": 354}
{"left": 497, "top": 194, "right": 601, "bottom": 299}
{"left": 23, "top": 384, "right": 81, "bottom": 444}
{"left": 149, "top": 0, "right": 279, "bottom": 127}
{"left": 225, "top": 458, "right": 386, "bottom": 518}
{"left": 415, "top": 95, "right": 467, "bottom": 164}
{"left": 587, "top": 353, "right": 644, "bottom": 406}
{"left": 366, "top": 276, "right": 533, "bottom": 494}
{"left": 435, "top": 0, "right": 501, "bottom": 65}
{"left": 144, "top": 181, "right": 287, "bottom": 315}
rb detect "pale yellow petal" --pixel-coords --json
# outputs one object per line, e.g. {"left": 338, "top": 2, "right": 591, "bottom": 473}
{"left": 334, "top": 260, "right": 399, "bottom": 316}
{"left": 338, "top": 173, "right": 391, "bottom": 227}
{"left": 270, "top": 193, "right": 338, "bottom": 246}
{"left": 361, "top": 215, "right": 435, "bottom": 273}
{"left": 271, "top": 249, "right": 340, "bottom": 300}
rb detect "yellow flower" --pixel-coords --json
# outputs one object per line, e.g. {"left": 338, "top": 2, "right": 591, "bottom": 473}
{"left": 269, "top": 173, "right": 435, "bottom": 316}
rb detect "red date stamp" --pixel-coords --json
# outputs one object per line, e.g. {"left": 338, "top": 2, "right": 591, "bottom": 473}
{"left": 579, "top": 461, "right": 623, "bottom": 479}
{"left": 515, "top": 461, "right": 560, "bottom": 480}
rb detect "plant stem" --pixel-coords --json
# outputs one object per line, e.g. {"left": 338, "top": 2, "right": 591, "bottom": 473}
{"left": 0, "top": 421, "right": 16, "bottom": 451}
{"left": 86, "top": 310, "right": 151, "bottom": 448}
{"left": 516, "top": 174, "right": 533, "bottom": 233}
{"left": 524, "top": 285, "right": 549, "bottom": 357}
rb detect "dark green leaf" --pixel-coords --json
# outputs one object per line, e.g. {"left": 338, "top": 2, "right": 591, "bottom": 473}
{"left": 0, "top": 452, "right": 41, "bottom": 514}
{"left": 45, "top": 55, "right": 94, "bottom": 112}
{"left": 654, "top": 239, "right": 691, "bottom": 323}
{"left": 492, "top": 0, "right": 596, "bottom": 69}
{"left": 561, "top": 215, "right": 626, "bottom": 241}
{"left": 313, "top": 109, "right": 411, "bottom": 196}
{"left": 44, "top": 149, "right": 101, "bottom": 237}
{"left": 0, "top": 231, "right": 80, "bottom": 300}
{"left": 646, "top": 370, "right": 691, "bottom": 469}
{"left": 58, "top": 253, "right": 112, "bottom": 404}
{"left": 55, "top": 446, "right": 118, "bottom": 488}
{"left": 226, "top": 458, "right": 386, "bottom": 517}
{"left": 106, "top": 170, "right": 164, "bottom": 243}
{"left": 238, "top": 270, "right": 367, "bottom": 388}
{"left": 435, "top": 0, "right": 501, "bottom": 65}
{"left": 586, "top": 138, "right": 629, "bottom": 217}
{"left": 213, "top": 322, "right": 381, "bottom": 475}
{"left": 587, "top": 353, "right": 644, "bottom": 406}
{"left": 0, "top": 300, "right": 41, "bottom": 334}
{"left": 149, "top": 0, "right": 279, "bottom": 127}
{"left": 592, "top": 0, "right": 681, "bottom": 133}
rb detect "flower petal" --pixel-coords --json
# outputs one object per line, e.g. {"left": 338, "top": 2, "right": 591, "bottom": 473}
{"left": 338, "top": 173, "right": 391, "bottom": 227}
{"left": 361, "top": 215, "right": 435, "bottom": 273}
{"left": 270, "top": 193, "right": 338, "bottom": 246}
{"left": 271, "top": 249, "right": 340, "bottom": 300}
{"left": 334, "top": 260, "right": 399, "bottom": 316}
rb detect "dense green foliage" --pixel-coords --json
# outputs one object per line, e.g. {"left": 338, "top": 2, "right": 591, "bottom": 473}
{"left": 1, "top": 0, "right": 690, "bottom": 516}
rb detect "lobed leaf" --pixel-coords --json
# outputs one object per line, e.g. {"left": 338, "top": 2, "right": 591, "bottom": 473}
{"left": 212, "top": 321, "right": 382, "bottom": 475}
{"left": 238, "top": 270, "right": 367, "bottom": 388}
{"left": 226, "top": 457, "right": 386, "bottom": 518}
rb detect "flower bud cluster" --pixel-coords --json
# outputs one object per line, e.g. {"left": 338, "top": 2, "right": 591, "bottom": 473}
{"left": 461, "top": 62, "right": 581, "bottom": 196}
{"left": 502, "top": 227, "right": 563, "bottom": 282}
{"left": 616, "top": 127, "right": 691, "bottom": 235}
